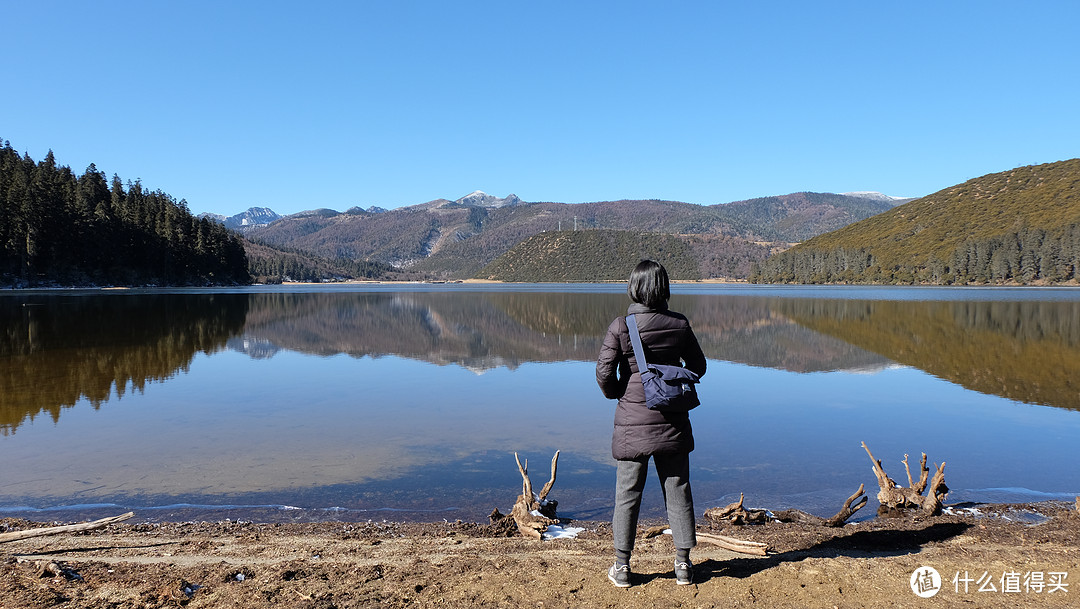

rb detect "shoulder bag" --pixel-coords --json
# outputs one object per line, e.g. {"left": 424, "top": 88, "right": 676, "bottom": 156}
{"left": 626, "top": 314, "right": 700, "bottom": 412}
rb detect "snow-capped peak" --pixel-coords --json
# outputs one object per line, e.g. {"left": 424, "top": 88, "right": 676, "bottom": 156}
{"left": 842, "top": 191, "right": 910, "bottom": 202}
{"left": 453, "top": 191, "right": 525, "bottom": 208}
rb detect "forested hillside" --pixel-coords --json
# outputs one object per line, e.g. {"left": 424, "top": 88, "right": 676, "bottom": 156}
{"left": 751, "top": 159, "right": 1080, "bottom": 284}
{"left": 0, "top": 141, "right": 249, "bottom": 286}
{"left": 244, "top": 238, "right": 410, "bottom": 283}
{"left": 477, "top": 229, "right": 773, "bottom": 281}
{"left": 708, "top": 192, "right": 903, "bottom": 242}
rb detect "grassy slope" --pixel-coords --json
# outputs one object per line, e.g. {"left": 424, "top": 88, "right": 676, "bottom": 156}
{"left": 790, "top": 159, "right": 1080, "bottom": 268}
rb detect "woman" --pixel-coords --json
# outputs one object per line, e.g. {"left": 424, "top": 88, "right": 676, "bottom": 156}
{"left": 595, "top": 259, "right": 707, "bottom": 588}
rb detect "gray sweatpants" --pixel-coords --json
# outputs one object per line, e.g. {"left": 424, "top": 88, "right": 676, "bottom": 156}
{"left": 612, "top": 452, "right": 697, "bottom": 553}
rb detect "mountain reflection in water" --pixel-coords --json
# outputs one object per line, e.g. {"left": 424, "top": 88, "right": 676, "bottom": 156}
{"left": 232, "top": 291, "right": 890, "bottom": 374}
{"left": 2, "top": 286, "right": 1079, "bottom": 521}
{"left": 5, "top": 288, "right": 1080, "bottom": 432}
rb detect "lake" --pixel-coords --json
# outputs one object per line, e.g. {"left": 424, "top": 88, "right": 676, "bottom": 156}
{"left": 2, "top": 284, "right": 1079, "bottom": 524}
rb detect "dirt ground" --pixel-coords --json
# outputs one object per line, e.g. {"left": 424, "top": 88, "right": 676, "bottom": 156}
{"left": 2, "top": 501, "right": 1078, "bottom": 609}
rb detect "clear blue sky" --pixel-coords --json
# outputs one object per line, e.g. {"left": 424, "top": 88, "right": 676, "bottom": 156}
{"left": 4, "top": 1, "right": 1078, "bottom": 217}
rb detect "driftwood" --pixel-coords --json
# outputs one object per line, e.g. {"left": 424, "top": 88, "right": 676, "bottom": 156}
{"left": 642, "top": 524, "right": 769, "bottom": 556}
{"left": 705, "top": 486, "right": 866, "bottom": 528}
{"left": 0, "top": 512, "right": 134, "bottom": 544}
{"left": 703, "top": 493, "right": 769, "bottom": 525}
{"left": 862, "top": 442, "right": 948, "bottom": 515}
{"left": 697, "top": 532, "right": 769, "bottom": 556}
{"left": 508, "top": 451, "right": 561, "bottom": 539}
{"left": 772, "top": 484, "right": 868, "bottom": 527}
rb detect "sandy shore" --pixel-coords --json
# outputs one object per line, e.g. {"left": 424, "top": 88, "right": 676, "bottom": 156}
{"left": 3, "top": 501, "right": 1078, "bottom": 608}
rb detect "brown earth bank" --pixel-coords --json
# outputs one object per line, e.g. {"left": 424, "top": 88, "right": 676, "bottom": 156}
{"left": 2, "top": 501, "right": 1078, "bottom": 608}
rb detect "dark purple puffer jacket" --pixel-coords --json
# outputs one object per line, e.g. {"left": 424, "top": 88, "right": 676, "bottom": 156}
{"left": 595, "top": 303, "right": 707, "bottom": 460}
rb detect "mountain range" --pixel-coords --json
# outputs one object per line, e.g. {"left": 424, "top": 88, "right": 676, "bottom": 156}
{"left": 208, "top": 190, "right": 908, "bottom": 281}
{"left": 200, "top": 207, "right": 282, "bottom": 230}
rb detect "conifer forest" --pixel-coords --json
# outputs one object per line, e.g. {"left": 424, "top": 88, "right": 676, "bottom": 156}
{"left": 0, "top": 141, "right": 249, "bottom": 286}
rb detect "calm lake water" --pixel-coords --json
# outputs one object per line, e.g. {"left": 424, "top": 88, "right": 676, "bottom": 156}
{"left": 3, "top": 284, "right": 1079, "bottom": 523}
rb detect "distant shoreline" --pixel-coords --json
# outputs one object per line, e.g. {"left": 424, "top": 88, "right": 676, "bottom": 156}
{"left": 264, "top": 277, "right": 751, "bottom": 286}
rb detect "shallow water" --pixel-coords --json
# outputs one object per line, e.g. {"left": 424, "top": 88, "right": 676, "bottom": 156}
{"left": 2, "top": 284, "right": 1079, "bottom": 522}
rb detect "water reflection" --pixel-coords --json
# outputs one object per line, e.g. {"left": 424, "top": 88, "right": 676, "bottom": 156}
{"left": 232, "top": 290, "right": 1080, "bottom": 409}
{"left": 5, "top": 289, "right": 1080, "bottom": 436}
{"left": 1, "top": 294, "right": 248, "bottom": 434}
{"left": 4, "top": 287, "right": 1079, "bottom": 521}
{"left": 775, "top": 298, "right": 1080, "bottom": 410}
{"left": 234, "top": 291, "right": 889, "bottom": 373}
{"left": 236, "top": 292, "right": 620, "bottom": 370}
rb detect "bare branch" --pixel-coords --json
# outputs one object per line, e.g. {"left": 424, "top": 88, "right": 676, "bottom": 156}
{"left": 1, "top": 512, "right": 134, "bottom": 544}
{"left": 862, "top": 441, "right": 895, "bottom": 491}
{"left": 514, "top": 452, "right": 533, "bottom": 504}
{"left": 914, "top": 454, "right": 930, "bottom": 494}
{"left": 824, "top": 484, "right": 868, "bottom": 527}
{"left": 537, "top": 450, "right": 560, "bottom": 501}
{"left": 696, "top": 532, "right": 769, "bottom": 556}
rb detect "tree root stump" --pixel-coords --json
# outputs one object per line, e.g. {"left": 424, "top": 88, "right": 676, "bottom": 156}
{"left": 491, "top": 451, "right": 562, "bottom": 539}
{"left": 862, "top": 441, "right": 948, "bottom": 515}
{"left": 485, "top": 508, "right": 520, "bottom": 537}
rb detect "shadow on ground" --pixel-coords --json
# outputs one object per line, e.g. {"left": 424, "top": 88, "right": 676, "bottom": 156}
{"left": 697, "top": 521, "right": 971, "bottom": 582}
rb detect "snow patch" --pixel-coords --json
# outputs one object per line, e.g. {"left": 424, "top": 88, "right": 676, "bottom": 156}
{"left": 841, "top": 191, "right": 911, "bottom": 202}
{"left": 542, "top": 524, "right": 585, "bottom": 540}
{"left": 942, "top": 506, "right": 982, "bottom": 516}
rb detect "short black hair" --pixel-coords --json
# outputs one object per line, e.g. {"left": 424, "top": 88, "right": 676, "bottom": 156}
{"left": 627, "top": 259, "right": 670, "bottom": 308}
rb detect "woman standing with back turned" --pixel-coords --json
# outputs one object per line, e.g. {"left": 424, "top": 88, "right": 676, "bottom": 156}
{"left": 595, "top": 259, "right": 707, "bottom": 588}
